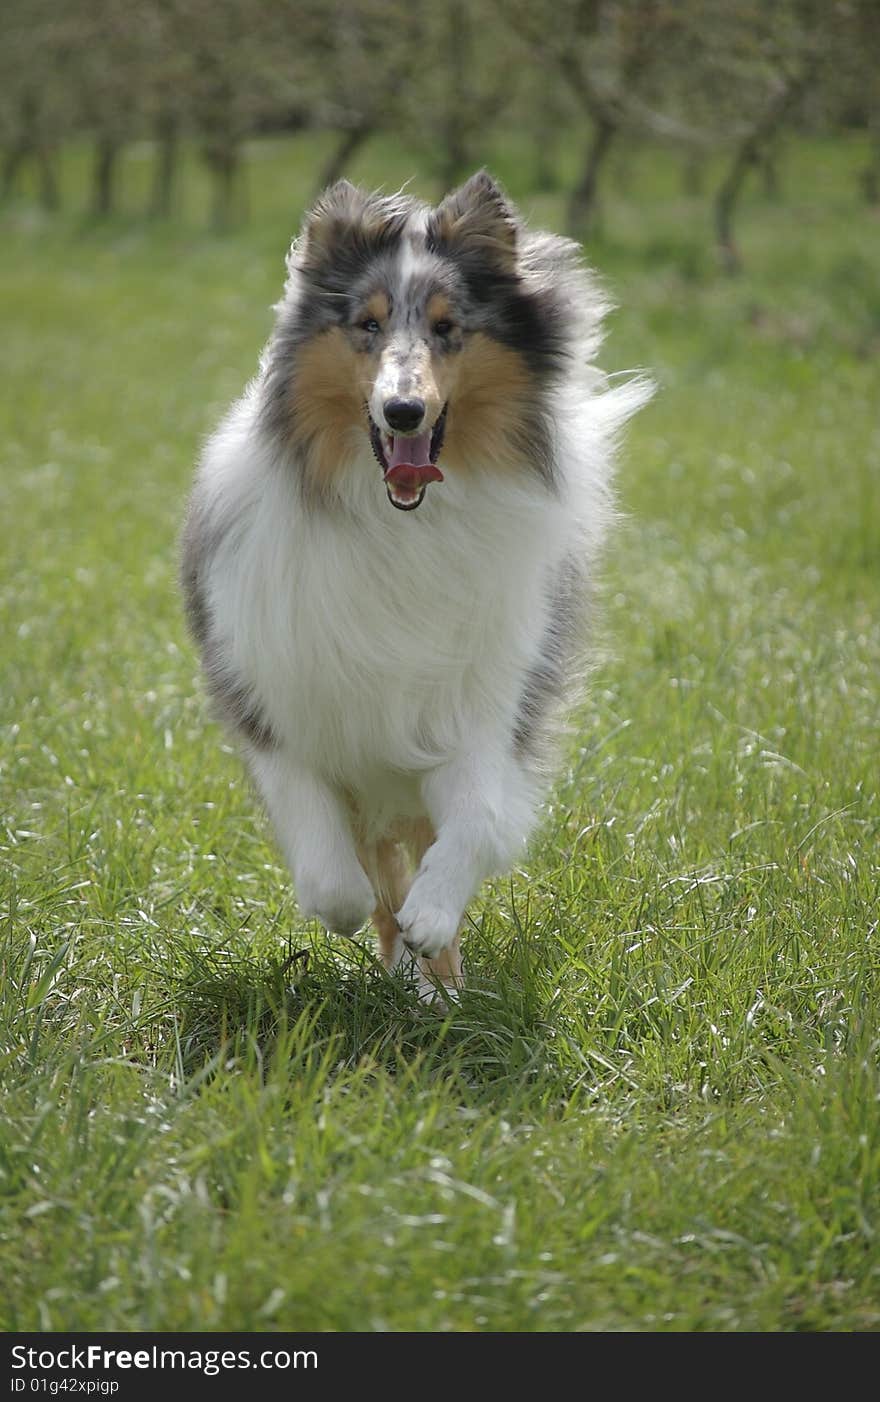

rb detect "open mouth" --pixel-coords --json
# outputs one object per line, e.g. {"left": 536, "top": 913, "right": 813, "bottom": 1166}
{"left": 368, "top": 404, "right": 448, "bottom": 511}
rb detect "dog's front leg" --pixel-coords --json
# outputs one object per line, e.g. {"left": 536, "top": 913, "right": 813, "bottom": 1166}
{"left": 249, "top": 750, "right": 373, "bottom": 936}
{"left": 397, "top": 745, "right": 536, "bottom": 959}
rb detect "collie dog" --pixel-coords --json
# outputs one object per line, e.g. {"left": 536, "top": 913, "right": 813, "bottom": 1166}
{"left": 181, "top": 171, "right": 648, "bottom": 999}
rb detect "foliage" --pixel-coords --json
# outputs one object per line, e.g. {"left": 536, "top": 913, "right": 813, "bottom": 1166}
{"left": 0, "top": 0, "right": 876, "bottom": 243}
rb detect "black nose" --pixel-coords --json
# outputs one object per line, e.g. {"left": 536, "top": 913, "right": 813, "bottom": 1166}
{"left": 384, "top": 397, "right": 426, "bottom": 432}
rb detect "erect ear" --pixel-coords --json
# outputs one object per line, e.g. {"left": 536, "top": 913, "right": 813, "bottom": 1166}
{"left": 289, "top": 180, "right": 410, "bottom": 276}
{"left": 426, "top": 170, "right": 518, "bottom": 274}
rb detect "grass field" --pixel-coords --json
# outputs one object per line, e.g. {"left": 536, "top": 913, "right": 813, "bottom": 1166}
{"left": 1, "top": 133, "right": 879, "bottom": 1332}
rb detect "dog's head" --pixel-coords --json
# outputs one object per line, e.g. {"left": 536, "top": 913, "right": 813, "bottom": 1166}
{"left": 267, "top": 171, "right": 581, "bottom": 509}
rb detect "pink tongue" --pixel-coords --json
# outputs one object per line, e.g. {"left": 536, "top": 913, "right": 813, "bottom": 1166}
{"left": 384, "top": 431, "right": 444, "bottom": 489}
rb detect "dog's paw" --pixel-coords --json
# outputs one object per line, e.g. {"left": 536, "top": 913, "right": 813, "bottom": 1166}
{"left": 415, "top": 966, "right": 462, "bottom": 1011}
{"left": 396, "top": 881, "right": 461, "bottom": 960}
{"left": 298, "top": 867, "right": 374, "bottom": 937}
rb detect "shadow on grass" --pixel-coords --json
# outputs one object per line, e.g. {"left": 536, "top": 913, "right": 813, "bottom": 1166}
{"left": 167, "top": 925, "right": 571, "bottom": 1105}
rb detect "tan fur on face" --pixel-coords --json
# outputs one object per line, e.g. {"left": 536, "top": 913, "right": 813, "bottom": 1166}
{"left": 426, "top": 293, "right": 452, "bottom": 327}
{"left": 438, "top": 333, "right": 532, "bottom": 469}
{"left": 365, "top": 291, "right": 390, "bottom": 325}
{"left": 290, "top": 326, "right": 533, "bottom": 496}
{"left": 289, "top": 328, "right": 364, "bottom": 491}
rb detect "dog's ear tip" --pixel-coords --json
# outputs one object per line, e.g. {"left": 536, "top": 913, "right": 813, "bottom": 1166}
{"left": 468, "top": 167, "right": 500, "bottom": 191}
{"left": 320, "top": 177, "right": 358, "bottom": 200}
{"left": 444, "top": 168, "right": 507, "bottom": 203}
{"left": 429, "top": 169, "right": 518, "bottom": 268}
{"left": 295, "top": 182, "right": 413, "bottom": 271}
{"left": 309, "top": 179, "right": 359, "bottom": 217}
{"left": 438, "top": 169, "right": 516, "bottom": 228}
{"left": 303, "top": 179, "right": 365, "bottom": 226}
{"left": 297, "top": 180, "right": 365, "bottom": 255}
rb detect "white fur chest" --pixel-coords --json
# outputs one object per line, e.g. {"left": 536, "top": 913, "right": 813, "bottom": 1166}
{"left": 202, "top": 418, "right": 573, "bottom": 792}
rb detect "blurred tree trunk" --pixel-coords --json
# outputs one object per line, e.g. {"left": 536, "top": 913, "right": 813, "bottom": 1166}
{"left": 2, "top": 145, "right": 26, "bottom": 199}
{"left": 2, "top": 92, "right": 31, "bottom": 198}
{"left": 438, "top": 122, "right": 471, "bottom": 192}
{"left": 533, "top": 142, "right": 558, "bottom": 194}
{"left": 681, "top": 151, "right": 706, "bottom": 196}
{"left": 861, "top": 118, "right": 880, "bottom": 204}
{"left": 1, "top": 145, "right": 56, "bottom": 207}
{"left": 149, "top": 112, "right": 178, "bottom": 218}
{"left": 438, "top": 0, "right": 474, "bottom": 191}
{"left": 2, "top": 93, "right": 59, "bottom": 210}
{"left": 567, "top": 115, "right": 616, "bottom": 236}
{"left": 532, "top": 128, "right": 558, "bottom": 193}
{"left": 91, "top": 137, "right": 119, "bottom": 217}
{"left": 314, "top": 122, "right": 373, "bottom": 194}
{"left": 612, "top": 145, "right": 634, "bottom": 195}
{"left": 758, "top": 135, "right": 781, "bottom": 198}
{"left": 200, "top": 71, "right": 244, "bottom": 230}
{"left": 715, "top": 144, "right": 754, "bottom": 272}
{"left": 715, "top": 71, "right": 810, "bottom": 272}
{"left": 531, "top": 83, "right": 563, "bottom": 191}
{"left": 555, "top": 0, "right": 660, "bottom": 237}
{"left": 37, "top": 147, "right": 59, "bottom": 210}
{"left": 206, "top": 145, "right": 241, "bottom": 230}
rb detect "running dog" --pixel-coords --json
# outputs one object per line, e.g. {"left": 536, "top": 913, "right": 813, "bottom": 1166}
{"left": 181, "top": 170, "right": 649, "bottom": 998}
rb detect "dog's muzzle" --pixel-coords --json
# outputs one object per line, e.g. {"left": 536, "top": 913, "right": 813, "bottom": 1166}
{"left": 369, "top": 405, "right": 448, "bottom": 511}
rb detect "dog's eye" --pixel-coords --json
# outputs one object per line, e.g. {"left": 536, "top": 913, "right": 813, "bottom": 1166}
{"left": 433, "top": 320, "right": 454, "bottom": 338}
{"left": 360, "top": 317, "right": 381, "bottom": 334}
